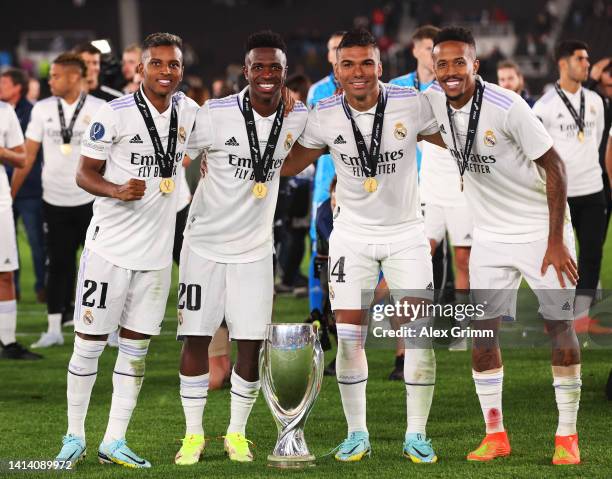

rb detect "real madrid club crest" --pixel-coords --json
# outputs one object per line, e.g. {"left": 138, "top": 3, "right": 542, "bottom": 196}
{"left": 177, "top": 310, "right": 183, "bottom": 325}
{"left": 394, "top": 122, "right": 407, "bottom": 140}
{"left": 178, "top": 126, "right": 186, "bottom": 144}
{"left": 484, "top": 129, "right": 496, "bottom": 147}
{"left": 329, "top": 284, "right": 335, "bottom": 300}
{"left": 83, "top": 309, "right": 94, "bottom": 325}
{"left": 82, "top": 114, "right": 91, "bottom": 125}
{"left": 284, "top": 133, "right": 293, "bottom": 151}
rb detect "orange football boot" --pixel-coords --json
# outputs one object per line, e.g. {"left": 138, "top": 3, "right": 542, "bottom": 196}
{"left": 553, "top": 434, "right": 580, "bottom": 465}
{"left": 467, "top": 431, "right": 511, "bottom": 461}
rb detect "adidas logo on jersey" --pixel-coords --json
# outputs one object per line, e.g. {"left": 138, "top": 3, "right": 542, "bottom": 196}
{"left": 225, "top": 137, "right": 239, "bottom": 146}
{"left": 557, "top": 112, "right": 564, "bottom": 119}
{"left": 426, "top": 282, "right": 434, "bottom": 291}
{"left": 3, "top": 258, "right": 10, "bottom": 265}
{"left": 561, "top": 301, "right": 571, "bottom": 311}
{"left": 439, "top": 124, "right": 447, "bottom": 134}
{"left": 334, "top": 135, "right": 346, "bottom": 144}
{"left": 129, "top": 134, "right": 143, "bottom": 144}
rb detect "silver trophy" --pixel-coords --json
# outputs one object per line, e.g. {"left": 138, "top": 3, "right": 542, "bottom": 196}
{"left": 259, "top": 323, "right": 324, "bottom": 468}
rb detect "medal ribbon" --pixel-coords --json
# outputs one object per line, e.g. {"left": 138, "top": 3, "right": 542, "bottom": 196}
{"left": 554, "top": 82, "right": 585, "bottom": 138}
{"left": 134, "top": 88, "right": 178, "bottom": 179}
{"left": 445, "top": 79, "right": 485, "bottom": 182}
{"left": 57, "top": 93, "right": 86, "bottom": 145}
{"left": 342, "top": 87, "right": 387, "bottom": 179}
{"left": 241, "top": 90, "right": 285, "bottom": 184}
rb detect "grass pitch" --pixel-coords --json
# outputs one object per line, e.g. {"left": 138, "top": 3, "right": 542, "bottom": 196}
{"left": 1, "top": 227, "right": 611, "bottom": 478}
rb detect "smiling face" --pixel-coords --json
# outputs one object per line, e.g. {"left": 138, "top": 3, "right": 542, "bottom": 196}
{"left": 432, "top": 40, "right": 479, "bottom": 103}
{"left": 243, "top": 47, "right": 287, "bottom": 101}
{"left": 138, "top": 45, "right": 183, "bottom": 98}
{"left": 334, "top": 45, "right": 382, "bottom": 102}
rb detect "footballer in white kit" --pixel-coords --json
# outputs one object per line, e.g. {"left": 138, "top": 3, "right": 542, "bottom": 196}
{"left": 283, "top": 29, "right": 443, "bottom": 464}
{"left": 173, "top": 31, "right": 307, "bottom": 466}
{"left": 426, "top": 27, "right": 582, "bottom": 465}
{"left": 0, "top": 102, "right": 34, "bottom": 360}
{"left": 53, "top": 33, "right": 198, "bottom": 469}
{"left": 14, "top": 53, "right": 105, "bottom": 349}
{"left": 0, "top": 105, "right": 24, "bottom": 275}
{"left": 533, "top": 40, "right": 606, "bottom": 326}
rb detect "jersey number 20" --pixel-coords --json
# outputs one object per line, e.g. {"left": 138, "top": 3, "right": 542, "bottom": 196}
{"left": 178, "top": 283, "right": 202, "bottom": 311}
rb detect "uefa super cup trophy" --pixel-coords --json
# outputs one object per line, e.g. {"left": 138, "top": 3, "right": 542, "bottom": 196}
{"left": 259, "top": 323, "right": 324, "bottom": 468}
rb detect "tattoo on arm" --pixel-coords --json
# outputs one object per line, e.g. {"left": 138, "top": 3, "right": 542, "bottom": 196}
{"left": 535, "top": 147, "right": 567, "bottom": 243}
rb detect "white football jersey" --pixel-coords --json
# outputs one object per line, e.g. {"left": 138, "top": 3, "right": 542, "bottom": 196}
{"left": 419, "top": 140, "right": 468, "bottom": 206}
{"left": 176, "top": 166, "right": 191, "bottom": 212}
{"left": 424, "top": 79, "right": 561, "bottom": 243}
{"left": 185, "top": 88, "right": 308, "bottom": 263}
{"left": 26, "top": 94, "right": 104, "bottom": 207}
{"left": 533, "top": 86, "right": 604, "bottom": 197}
{"left": 0, "top": 102, "right": 25, "bottom": 209}
{"left": 298, "top": 83, "right": 438, "bottom": 243}
{"left": 80, "top": 89, "right": 199, "bottom": 270}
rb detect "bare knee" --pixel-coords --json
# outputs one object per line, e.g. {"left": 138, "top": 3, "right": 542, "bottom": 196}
{"left": 119, "top": 327, "right": 151, "bottom": 341}
{"left": 335, "top": 309, "right": 368, "bottom": 326}
{"left": 0, "top": 271, "right": 15, "bottom": 300}
{"left": 471, "top": 318, "right": 501, "bottom": 372}
{"left": 76, "top": 331, "right": 109, "bottom": 341}
{"left": 235, "top": 339, "right": 262, "bottom": 382}
{"left": 180, "top": 335, "right": 212, "bottom": 375}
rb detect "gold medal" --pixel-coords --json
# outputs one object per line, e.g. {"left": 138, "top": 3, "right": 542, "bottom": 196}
{"left": 159, "top": 178, "right": 175, "bottom": 194}
{"left": 252, "top": 182, "right": 268, "bottom": 199}
{"left": 60, "top": 144, "right": 72, "bottom": 156}
{"left": 577, "top": 131, "right": 585, "bottom": 143}
{"left": 363, "top": 177, "right": 378, "bottom": 193}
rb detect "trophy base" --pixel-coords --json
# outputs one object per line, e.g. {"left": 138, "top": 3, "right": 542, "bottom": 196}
{"left": 267, "top": 454, "right": 316, "bottom": 469}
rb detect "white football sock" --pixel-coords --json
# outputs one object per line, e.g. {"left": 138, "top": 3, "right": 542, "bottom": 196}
{"left": 473, "top": 368, "right": 504, "bottom": 434}
{"left": 0, "top": 300, "right": 17, "bottom": 345}
{"left": 48, "top": 313, "right": 62, "bottom": 335}
{"left": 66, "top": 336, "right": 106, "bottom": 439}
{"left": 404, "top": 346, "right": 436, "bottom": 435}
{"left": 227, "top": 369, "right": 260, "bottom": 435}
{"left": 553, "top": 366, "right": 581, "bottom": 436}
{"left": 103, "top": 337, "right": 150, "bottom": 443}
{"left": 336, "top": 323, "right": 368, "bottom": 434}
{"left": 180, "top": 373, "right": 209, "bottom": 436}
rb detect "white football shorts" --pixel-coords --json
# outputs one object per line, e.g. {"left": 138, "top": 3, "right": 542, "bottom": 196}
{"left": 470, "top": 223, "right": 577, "bottom": 321}
{"left": 176, "top": 242, "right": 273, "bottom": 340}
{"left": 0, "top": 206, "right": 18, "bottom": 272}
{"left": 73, "top": 248, "right": 172, "bottom": 335}
{"left": 328, "top": 227, "right": 434, "bottom": 311}
{"left": 424, "top": 202, "right": 474, "bottom": 247}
